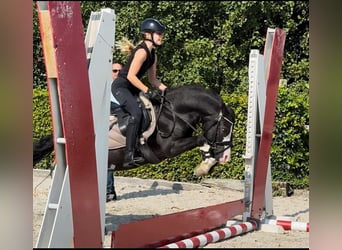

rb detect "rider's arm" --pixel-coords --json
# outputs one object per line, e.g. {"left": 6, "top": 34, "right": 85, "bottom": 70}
{"left": 148, "top": 54, "right": 167, "bottom": 91}
{"left": 127, "top": 48, "right": 149, "bottom": 93}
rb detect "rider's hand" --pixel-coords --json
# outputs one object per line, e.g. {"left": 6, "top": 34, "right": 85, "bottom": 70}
{"left": 144, "top": 89, "right": 161, "bottom": 101}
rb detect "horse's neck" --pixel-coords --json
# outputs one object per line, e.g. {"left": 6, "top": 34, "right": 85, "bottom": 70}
{"left": 164, "top": 88, "right": 221, "bottom": 123}
{"left": 178, "top": 90, "right": 218, "bottom": 113}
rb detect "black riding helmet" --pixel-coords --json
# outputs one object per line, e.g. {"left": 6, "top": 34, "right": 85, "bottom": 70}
{"left": 140, "top": 18, "right": 165, "bottom": 34}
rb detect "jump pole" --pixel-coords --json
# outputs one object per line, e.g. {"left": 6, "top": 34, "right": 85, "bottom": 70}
{"left": 262, "top": 218, "right": 310, "bottom": 232}
{"left": 111, "top": 200, "right": 245, "bottom": 248}
{"left": 158, "top": 221, "right": 257, "bottom": 248}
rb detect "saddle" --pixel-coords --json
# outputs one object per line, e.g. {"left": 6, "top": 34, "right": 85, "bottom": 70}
{"left": 108, "top": 93, "right": 156, "bottom": 150}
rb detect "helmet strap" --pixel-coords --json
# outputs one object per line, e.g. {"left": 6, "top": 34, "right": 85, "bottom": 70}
{"left": 144, "top": 32, "right": 158, "bottom": 47}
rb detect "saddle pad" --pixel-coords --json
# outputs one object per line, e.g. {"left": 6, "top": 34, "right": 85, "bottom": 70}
{"left": 108, "top": 116, "right": 126, "bottom": 149}
{"left": 108, "top": 95, "right": 157, "bottom": 149}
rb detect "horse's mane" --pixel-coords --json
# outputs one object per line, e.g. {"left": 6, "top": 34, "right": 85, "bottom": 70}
{"left": 167, "top": 84, "right": 219, "bottom": 95}
{"left": 166, "top": 85, "right": 223, "bottom": 104}
{"left": 166, "top": 85, "right": 234, "bottom": 121}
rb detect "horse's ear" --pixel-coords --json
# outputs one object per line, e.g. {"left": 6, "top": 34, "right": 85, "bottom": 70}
{"left": 224, "top": 103, "right": 235, "bottom": 121}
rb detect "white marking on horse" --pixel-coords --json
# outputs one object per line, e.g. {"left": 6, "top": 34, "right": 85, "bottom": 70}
{"left": 219, "top": 133, "right": 232, "bottom": 164}
{"left": 219, "top": 120, "right": 233, "bottom": 163}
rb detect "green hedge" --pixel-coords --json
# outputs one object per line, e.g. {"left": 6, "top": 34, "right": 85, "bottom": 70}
{"left": 33, "top": 87, "right": 54, "bottom": 169}
{"left": 33, "top": 83, "right": 309, "bottom": 188}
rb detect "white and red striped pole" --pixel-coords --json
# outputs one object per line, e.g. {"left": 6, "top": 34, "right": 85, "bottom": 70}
{"left": 263, "top": 218, "right": 309, "bottom": 232}
{"left": 158, "top": 221, "right": 257, "bottom": 248}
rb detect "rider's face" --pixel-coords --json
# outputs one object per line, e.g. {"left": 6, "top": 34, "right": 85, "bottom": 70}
{"left": 150, "top": 32, "right": 164, "bottom": 46}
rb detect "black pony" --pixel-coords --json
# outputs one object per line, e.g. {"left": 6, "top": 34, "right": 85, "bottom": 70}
{"left": 108, "top": 84, "right": 235, "bottom": 176}
{"left": 33, "top": 85, "right": 235, "bottom": 189}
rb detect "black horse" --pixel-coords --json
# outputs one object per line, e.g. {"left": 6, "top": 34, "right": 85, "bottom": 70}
{"left": 33, "top": 84, "right": 235, "bottom": 193}
{"left": 108, "top": 84, "right": 235, "bottom": 176}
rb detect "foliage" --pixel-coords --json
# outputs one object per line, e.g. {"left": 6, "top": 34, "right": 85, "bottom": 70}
{"left": 33, "top": 2, "right": 46, "bottom": 88}
{"left": 272, "top": 82, "right": 309, "bottom": 188}
{"left": 33, "top": 1, "right": 309, "bottom": 188}
{"left": 33, "top": 88, "right": 52, "bottom": 140}
{"left": 33, "top": 88, "right": 54, "bottom": 169}
{"left": 34, "top": 1, "right": 309, "bottom": 91}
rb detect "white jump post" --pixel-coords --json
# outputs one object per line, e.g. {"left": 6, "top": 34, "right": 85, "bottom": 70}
{"left": 243, "top": 28, "right": 309, "bottom": 233}
{"left": 35, "top": 1, "right": 115, "bottom": 247}
{"left": 243, "top": 28, "right": 286, "bottom": 222}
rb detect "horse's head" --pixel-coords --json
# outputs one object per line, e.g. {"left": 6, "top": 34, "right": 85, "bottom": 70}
{"left": 202, "top": 103, "right": 235, "bottom": 164}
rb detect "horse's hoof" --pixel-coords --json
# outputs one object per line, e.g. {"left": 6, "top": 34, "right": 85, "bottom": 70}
{"left": 194, "top": 158, "right": 217, "bottom": 176}
{"left": 194, "top": 167, "right": 208, "bottom": 176}
{"left": 194, "top": 163, "right": 211, "bottom": 176}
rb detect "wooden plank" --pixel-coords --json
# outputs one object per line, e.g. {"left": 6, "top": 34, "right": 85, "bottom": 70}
{"left": 38, "top": 11, "right": 57, "bottom": 77}
{"left": 112, "top": 199, "right": 244, "bottom": 248}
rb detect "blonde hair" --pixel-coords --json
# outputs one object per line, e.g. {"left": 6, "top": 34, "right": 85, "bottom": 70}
{"left": 115, "top": 37, "right": 143, "bottom": 56}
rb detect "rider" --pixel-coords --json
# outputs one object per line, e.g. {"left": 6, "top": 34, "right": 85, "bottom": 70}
{"left": 112, "top": 18, "right": 167, "bottom": 167}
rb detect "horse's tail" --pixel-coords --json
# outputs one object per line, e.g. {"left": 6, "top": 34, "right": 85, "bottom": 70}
{"left": 33, "top": 134, "right": 54, "bottom": 166}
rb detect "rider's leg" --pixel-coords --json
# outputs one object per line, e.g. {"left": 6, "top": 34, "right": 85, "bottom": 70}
{"left": 106, "top": 169, "right": 117, "bottom": 201}
{"left": 124, "top": 116, "right": 144, "bottom": 166}
{"left": 112, "top": 87, "right": 144, "bottom": 167}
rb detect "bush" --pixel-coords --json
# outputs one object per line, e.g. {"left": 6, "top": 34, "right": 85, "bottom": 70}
{"left": 33, "top": 87, "right": 54, "bottom": 169}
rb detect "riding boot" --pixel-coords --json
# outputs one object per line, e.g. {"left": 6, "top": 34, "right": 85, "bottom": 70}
{"left": 124, "top": 118, "right": 144, "bottom": 167}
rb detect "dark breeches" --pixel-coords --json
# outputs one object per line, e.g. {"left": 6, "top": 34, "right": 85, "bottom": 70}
{"left": 113, "top": 87, "right": 142, "bottom": 124}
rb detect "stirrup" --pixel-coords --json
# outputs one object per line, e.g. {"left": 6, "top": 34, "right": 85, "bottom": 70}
{"left": 123, "top": 159, "right": 143, "bottom": 167}
{"left": 123, "top": 155, "right": 144, "bottom": 167}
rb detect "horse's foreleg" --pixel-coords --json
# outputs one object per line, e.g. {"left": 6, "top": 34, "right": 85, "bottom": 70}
{"left": 164, "top": 137, "right": 217, "bottom": 176}
{"left": 194, "top": 143, "right": 218, "bottom": 176}
{"left": 164, "top": 136, "right": 202, "bottom": 157}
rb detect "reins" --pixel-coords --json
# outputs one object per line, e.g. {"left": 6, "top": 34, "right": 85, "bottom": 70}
{"left": 155, "top": 91, "right": 177, "bottom": 137}
{"left": 154, "top": 93, "right": 234, "bottom": 153}
{"left": 155, "top": 91, "right": 200, "bottom": 138}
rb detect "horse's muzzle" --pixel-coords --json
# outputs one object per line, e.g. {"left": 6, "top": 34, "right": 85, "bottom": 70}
{"left": 219, "top": 148, "right": 231, "bottom": 163}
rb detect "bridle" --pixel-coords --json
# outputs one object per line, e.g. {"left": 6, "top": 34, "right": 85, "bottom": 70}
{"left": 203, "top": 110, "right": 234, "bottom": 156}
{"left": 155, "top": 93, "right": 234, "bottom": 156}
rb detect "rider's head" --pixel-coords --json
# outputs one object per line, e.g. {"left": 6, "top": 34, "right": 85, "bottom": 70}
{"left": 140, "top": 18, "right": 165, "bottom": 47}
